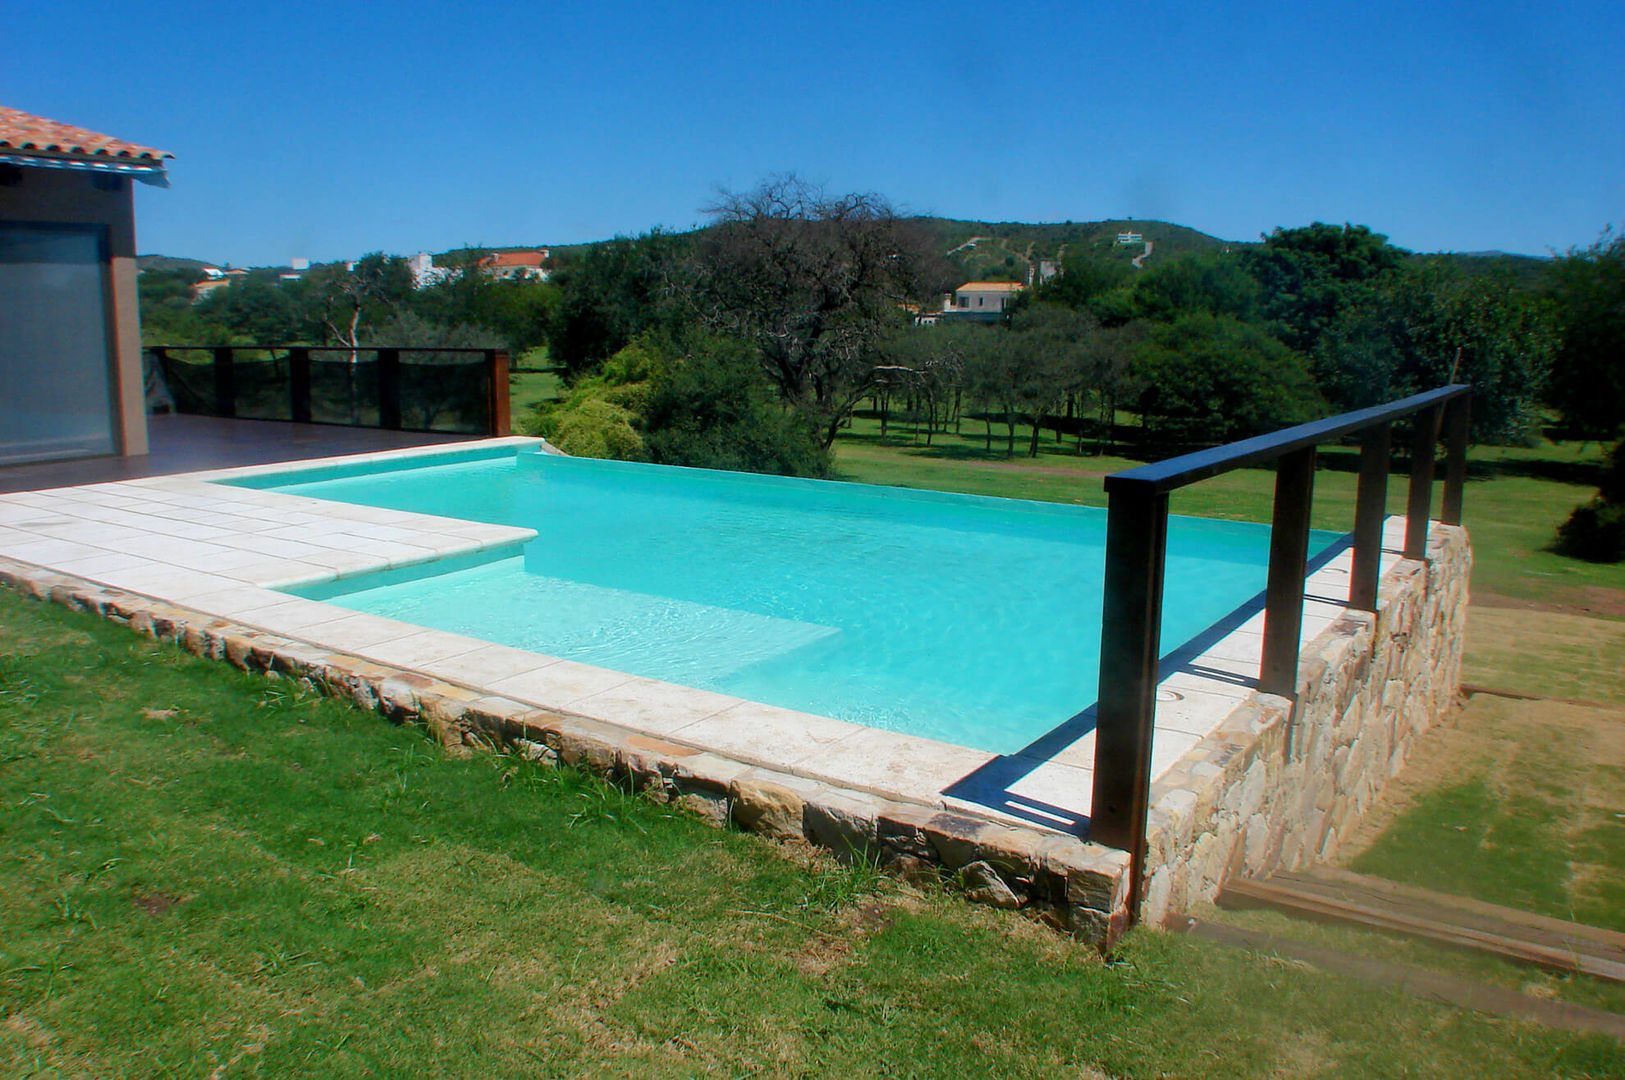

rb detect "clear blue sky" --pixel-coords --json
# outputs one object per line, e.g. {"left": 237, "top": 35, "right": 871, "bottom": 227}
{"left": 7, "top": 1, "right": 1620, "bottom": 267}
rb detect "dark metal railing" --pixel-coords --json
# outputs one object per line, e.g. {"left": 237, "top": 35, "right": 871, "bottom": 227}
{"left": 147, "top": 345, "right": 511, "bottom": 437}
{"left": 1090, "top": 384, "right": 1471, "bottom": 914}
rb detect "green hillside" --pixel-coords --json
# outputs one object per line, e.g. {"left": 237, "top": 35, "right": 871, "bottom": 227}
{"left": 911, "top": 217, "right": 1237, "bottom": 283}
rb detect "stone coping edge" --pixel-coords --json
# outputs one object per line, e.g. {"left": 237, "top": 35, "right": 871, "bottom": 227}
{"left": 0, "top": 557, "right": 1135, "bottom": 950}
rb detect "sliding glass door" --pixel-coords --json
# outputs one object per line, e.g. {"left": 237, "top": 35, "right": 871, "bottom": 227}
{"left": 0, "top": 223, "right": 117, "bottom": 465}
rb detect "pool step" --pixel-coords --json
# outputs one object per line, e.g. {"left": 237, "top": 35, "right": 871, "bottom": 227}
{"left": 1217, "top": 866, "right": 1625, "bottom": 983}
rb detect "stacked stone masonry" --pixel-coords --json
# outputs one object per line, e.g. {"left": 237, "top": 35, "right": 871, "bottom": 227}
{"left": 0, "top": 558, "right": 1132, "bottom": 943}
{"left": 1140, "top": 524, "right": 1470, "bottom": 926}
{"left": 0, "top": 521, "right": 1467, "bottom": 950}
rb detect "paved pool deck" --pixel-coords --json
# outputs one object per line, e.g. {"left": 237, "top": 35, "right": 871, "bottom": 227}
{"left": 0, "top": 436, "right": 1410, "bottom": 836}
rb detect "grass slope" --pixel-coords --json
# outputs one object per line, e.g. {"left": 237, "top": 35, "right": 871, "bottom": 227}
{"left": 3, "top": 593, "right": 1623, "bottom": 1077}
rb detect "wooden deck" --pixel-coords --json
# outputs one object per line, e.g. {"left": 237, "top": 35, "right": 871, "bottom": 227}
{"left": 0, "top": 414, "right": 477, "bottom": 494}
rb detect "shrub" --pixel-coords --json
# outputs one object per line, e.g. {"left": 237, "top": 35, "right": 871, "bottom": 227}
{"left": 1555, "top": 440, "right": 1625, "bottom": 562}
{"left": 543, "top": 398, "right": 646, "bottom": 460}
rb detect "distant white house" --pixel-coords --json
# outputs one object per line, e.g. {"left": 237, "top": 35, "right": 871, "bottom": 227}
{"left": 408, "top": 249, "right": 551, "bottom": 287}
{"left": 408, "top": 251, "right": 452, "bottom": 288}
{"left": 942, "top": 281, "right": 1023, "bottom": 320}
{"left": 1116, "top": 231, "right": 1144, "bottom": 244}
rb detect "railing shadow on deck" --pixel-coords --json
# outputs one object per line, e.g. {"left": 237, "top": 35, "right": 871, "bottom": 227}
{"left": 942, "top": 533, "right": 1359, "bottom": 837}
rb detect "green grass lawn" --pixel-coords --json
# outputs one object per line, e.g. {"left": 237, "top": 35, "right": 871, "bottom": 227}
{"left": 3, "top": 592, "right": 1622, "bottom": 1078}
{"left": 4, "top": 408, "right": 1625, "bottom": 1075}
{"left": 509, "top": 366, "right": 565, "bottom": 422}
{"left": 833, "top": 412, "right": 1625, "bottom": 606}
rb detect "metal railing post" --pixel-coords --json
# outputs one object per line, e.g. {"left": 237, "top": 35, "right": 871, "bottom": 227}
{"left": 490, "top": 349, "right": 511, "bottom": 436}
{"left": 1260, "top": 447, "right": 1317, "bottom": 698}
{"left": 1441, "top": 394, "right": 1470, "bottom": 526}
{"left": 377, "top": 348, "right": 402, "bottom": 430}
{"left": 211, "top": 346, "right": 236, "bottom": 418}
{"left": 1405, "top": 405, "right": 1441, "bottom": 559}
{"left": 1350, "top": 422, "right": 1391, "bottom": 611}
{"left": 1090, "top": 482, "right": 1169, "bottom": 917}
{"left": 288, "top": 347, "right": 312, "bottom": 424}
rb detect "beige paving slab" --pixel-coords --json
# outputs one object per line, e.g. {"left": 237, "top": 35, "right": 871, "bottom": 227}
{"left": 486, "top": 659, "right": 639, "bottom": 707}
{"left": 674, "top": 701, "right": 870, "bottom": 772}
{"left": 301, "top": 611, "right": 428, "bottom": 652}
{"left": 248, "top": 596, "right": 376, "bottom": 635}
{"left": 418, "top": 641, "right": 564, "bottom": 690}
{"left": 0, "top": 537, "right": 112, "bottom": 565}
{"left": 359, "top": 629, "right": 488, "bottom": 671}
{"left": 568, "top": 677, "right": 743, "bottom": 738}
{"left": 808, "top": 725, "right": 994, "bottom": 804}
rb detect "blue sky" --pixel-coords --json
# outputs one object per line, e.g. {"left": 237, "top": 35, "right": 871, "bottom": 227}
{"left": 7, "top": 1, "right": 1620, "bottom": 266}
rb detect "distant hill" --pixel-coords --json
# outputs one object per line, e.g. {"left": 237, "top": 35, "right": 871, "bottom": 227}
{"left": 138, "top": 254, "right": 216, "bottom": 273}
{"left": 907, "top": 217, "right": 1237, "bottom": 283}
{"left": 142, "top": 221, "right": 1555, "bottom": 290}
{"left": 1423, "top": 251, "right": 1553, "bottom": 291}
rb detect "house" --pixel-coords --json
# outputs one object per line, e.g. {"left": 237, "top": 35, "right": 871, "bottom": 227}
{"left": 478, "top": 249, "right": 550, "bottom": 281}
{"left": 188, "top": 266, "right": 245, "bottom": 302}
{"left": 0, "top": 105, "right": 169, "bottom": 465}
{"left": 940, "top": 281, "right": 1023, "bottom": 321}
{"left": 407, "top": 251, "right": 451, "bottom": 288}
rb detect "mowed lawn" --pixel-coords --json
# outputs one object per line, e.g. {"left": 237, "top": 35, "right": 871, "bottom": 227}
{"left": 3, "top": 593, "right": 1623, "bottom": 1078}
{"left": 2, "top": 416, "right": 1624, "bottom": 1076}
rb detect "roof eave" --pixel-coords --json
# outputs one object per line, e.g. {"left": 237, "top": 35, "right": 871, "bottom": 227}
{"left": 0, "top": 151, "right": 170, "bottom": 187}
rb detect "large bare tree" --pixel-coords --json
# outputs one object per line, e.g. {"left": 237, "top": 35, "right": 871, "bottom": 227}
{"left": 695, "top": 175, "right": 936, "bottom": 448}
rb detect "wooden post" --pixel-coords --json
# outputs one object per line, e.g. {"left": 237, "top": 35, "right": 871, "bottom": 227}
{"left": 377, "top": 348, "right": 402, "bottom": 430}
{"left": 490, "top": 349, "right": 511, "bottom": 436}
{"left": 211, "top": 346, "right": 236, "bottom": 418}
{"left": 1260, "top": 447, "right": 1317, "bottom": 698}
{"left": 1090, "top": 482, "right": 1169, "bottom": 918}
{"left": 1441, "top": 394, "right": 1470, "bottom": 526}
{"left": 1405, "top": 405, "right": 1440, "bottom": 559}
{"left": 1350, "top": 423, "right": 1391, "bottom": 612}
{"left": 288, "top": 347, "right": 312, "bottom": 424}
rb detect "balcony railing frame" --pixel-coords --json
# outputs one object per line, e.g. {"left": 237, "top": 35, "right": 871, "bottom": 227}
{"left": 1090, "top": 384, "right": 1471, "bottom": 919}
{"left": 148, "top": 344, "right": 511, "bottom": 437}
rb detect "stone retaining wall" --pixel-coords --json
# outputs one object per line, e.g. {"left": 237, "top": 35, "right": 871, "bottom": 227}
{"left": 1138, "top": 525, "right": 1470, "bottom": 926}
{"left": 0, "top": 522, "right": 1468, "bottom": 947}
{"left": 0, "top": 558, "right": 1133, "bottom": 944}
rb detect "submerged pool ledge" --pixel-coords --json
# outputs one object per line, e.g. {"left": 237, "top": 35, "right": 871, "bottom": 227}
{"left": 0, "top": 438, "right": 1470, "bottom": 949}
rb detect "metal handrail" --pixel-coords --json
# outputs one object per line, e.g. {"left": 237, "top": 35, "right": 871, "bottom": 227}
{"left": 1090, "top": 384, "right": 1471, "bottom": 919}
{"left": 147, "top": 344, "right": 511, "bottom": 436}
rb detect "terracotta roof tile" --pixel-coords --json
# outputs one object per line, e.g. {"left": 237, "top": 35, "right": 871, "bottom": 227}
{"left": 0, "top": 105, "right": 171, "bottom": 164}
{"left": 480, "top": 250, "right": 548, "bottom": 268}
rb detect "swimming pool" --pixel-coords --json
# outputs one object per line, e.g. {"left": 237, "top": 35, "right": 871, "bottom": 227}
{"left": 246, "top": 450, "right": 1337, "bottom": 754}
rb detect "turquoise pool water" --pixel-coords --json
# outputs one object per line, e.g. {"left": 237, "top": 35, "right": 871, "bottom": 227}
{"left": 253, "top": 451, "right": 1337, "bottom": 754}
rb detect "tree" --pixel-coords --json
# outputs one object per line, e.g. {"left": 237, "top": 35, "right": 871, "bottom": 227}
{"left": 1130, "top": 252, "right": 1261, "bottom": 323}
{"left": 642, "top": 337, "right": 829, "bottom": 476}
{"left": 1242, "top": 222, "right": 1407, "bottom": 353}
{"left": 545, "top": 231, "right": 688, "bottom": 379}
{"left": 532, "top": 330, "right": 829, "bottom": 476}
{"left": 1546, "top": 228, "right": 1625, "bottom": 439}
{"left": 1132, "top": 313, "right": 1322, "bottom": 444}
{"left": 693, "top": 175, "right": 936, "bottom": 448}
{"left": 307, "top": 253, "right": 413, "bottom": 352}
{"left": 1006, "top": 303, "right": 1093, "bottom": 457}
{"left": 1317, "top": 260, "right": 1556, "bottom": 443}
